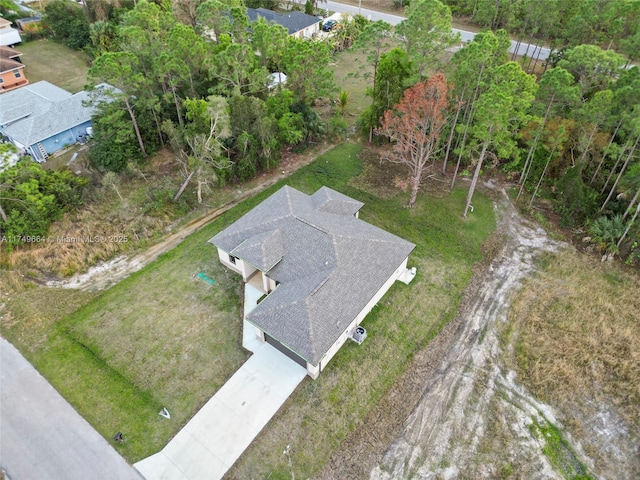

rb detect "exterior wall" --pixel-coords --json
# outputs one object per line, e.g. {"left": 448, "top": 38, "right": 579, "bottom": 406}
{"left": 0, "top": 67, "right": 28, "bottom": 93}
{"left": 315, "top": 256, "right": 410, "bottom": 376}
{"left": 216, "top": 248, "right": 258, "bottom": 281}
{"left": 39, "top": 120, "right": 93, "bottom": 155}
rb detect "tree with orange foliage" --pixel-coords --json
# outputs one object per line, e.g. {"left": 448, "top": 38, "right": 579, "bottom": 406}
{"left": 377, "top": 73, "right": 450, "bottom": 207}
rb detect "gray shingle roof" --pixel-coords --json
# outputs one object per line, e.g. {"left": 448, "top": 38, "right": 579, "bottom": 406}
{"left": 0, "top": 81, "right": 112, "bottom": 146}
{"left": 247, "top": 8, "right": 319, "bottom": 35}
{"left": 210, "top": 186, "right": 415, "bottom": 365}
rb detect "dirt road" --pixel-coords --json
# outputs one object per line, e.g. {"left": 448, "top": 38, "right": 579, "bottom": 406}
{"left": 317, "top": 186, "right": 598, "bottom": 479}
{"left": 45, "top": 145, "right": 332, "bottom": 291}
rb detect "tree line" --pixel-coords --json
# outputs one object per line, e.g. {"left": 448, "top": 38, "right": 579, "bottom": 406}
{"left": 358, "top": 0, "right": 638, "bottom": 262}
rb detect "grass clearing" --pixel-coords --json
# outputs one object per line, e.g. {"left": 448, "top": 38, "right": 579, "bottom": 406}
{"left": 331, "top": 49, "right": 374, "bottom": 125}
{"left": 227, "top": 145, "right": 496, "bottom": 478}
{"left": 1, "top": 142, "right": 496, "bottom": 468}
{"left": 17, "top": 39, "right": 90, "bottom": 93}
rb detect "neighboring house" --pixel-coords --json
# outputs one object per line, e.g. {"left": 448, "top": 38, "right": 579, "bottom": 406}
{"left": 0, "top": 18, "right": 22, "bottom": 47}
{"left": 0, "top": 45, "right": 28, "bottom": 93}
{"left": 210, "top": 185, "right": 415, "bottom": 379}
{"left": 15, "top": 16, "right": 42, "bottom": 33}
{"left": 0, "top": 81, "right": 112, "bottom": 161}
{"left": 247, "top": 8, "right": 320, "bottom": 38}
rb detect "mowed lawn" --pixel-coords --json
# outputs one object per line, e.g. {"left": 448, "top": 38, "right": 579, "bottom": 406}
{"left": 1, "top": 143, "right": 496, "bottom": 467}
{"left": 17, "top": 39, "right": 90, "bottom": 92}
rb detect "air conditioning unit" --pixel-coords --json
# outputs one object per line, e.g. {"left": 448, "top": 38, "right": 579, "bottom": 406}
{"left": 351, "top": 326, "right": 367, "bottom": 345}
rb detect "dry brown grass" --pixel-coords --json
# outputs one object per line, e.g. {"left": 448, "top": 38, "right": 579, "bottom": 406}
{"left": 509, "top": 249, "right": 640, "bottom": 427}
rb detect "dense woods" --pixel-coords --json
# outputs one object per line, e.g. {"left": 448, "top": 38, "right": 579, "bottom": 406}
{"left": 0, "top": 0, "right": 638, "bottom": 263}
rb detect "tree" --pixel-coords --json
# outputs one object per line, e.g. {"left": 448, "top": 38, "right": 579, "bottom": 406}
{"left": 557, "top": 44, "right": 625, "bottom": 99}
{"left": 377, "top": 74, "right": 451, "bottom": 207}
{"left": 281, "top": 37, "right": 335, "bottom": 104}
{"left": 89, "top": 52, "right": 149, "bottom": 156}
{"left": 395, "top": 0, "right": 460, "bottom": 78}
{"left": 179, "top": 96, "right": 233, "bottom": 203}
{"left": 43, "top": 0, "right": 91, "bottom": 50}
{"left": 517, "top": 66, "right": 580, "bottom": 199}
{"left": 359, "top": 47, "right": 413, "bottom": 140}
{"left": 447, "top": 29, "right": 510, "bottom": 187}
{"left": 0, "top": 163, "right": 88, "bottom": 249}
{"left": 463, "top": 62, "right": 536, "bottom": 217}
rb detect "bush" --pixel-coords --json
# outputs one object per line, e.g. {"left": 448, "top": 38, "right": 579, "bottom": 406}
{"left": 0, "top": 162, "right": 88, "bottom": 249}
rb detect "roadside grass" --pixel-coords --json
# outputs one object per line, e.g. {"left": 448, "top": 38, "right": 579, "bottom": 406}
{"left": 1, "top": 142, "right": 495, "bottom": 467}
{"left": 227, "top": 146, "right": 496, "bottom": 478}
{"left": 17, "top": 39, "right": 90, "bottom": 93}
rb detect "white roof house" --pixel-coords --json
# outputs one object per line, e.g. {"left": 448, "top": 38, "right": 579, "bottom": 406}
{"left": 0, "top": 18, "right": 22, "bottom": 47}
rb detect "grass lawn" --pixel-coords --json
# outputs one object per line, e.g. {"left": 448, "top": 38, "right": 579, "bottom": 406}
{"left": 1, "top": 142, "right": 496, "bottom": 469}
{"left": 17, "top": 39, "right": 90, "bottom": 93}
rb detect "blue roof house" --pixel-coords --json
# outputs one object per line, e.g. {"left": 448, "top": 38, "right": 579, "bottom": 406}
{"left": 0, "top": 81, "right": 112, "bottom": 162}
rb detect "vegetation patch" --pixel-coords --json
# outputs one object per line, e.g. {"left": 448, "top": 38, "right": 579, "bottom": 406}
{"left": 529, "top": 414, "right": 593, "bottom": 480}
{"left": 1, "top": 143, "right": 494, "bottom": 468}
{"left": 507, "top": 248, "right": 640, "bottom": 476}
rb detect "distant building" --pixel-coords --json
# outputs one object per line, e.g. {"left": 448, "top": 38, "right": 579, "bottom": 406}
{"left": 0, "top": 81, "right": 113, "bottom": 162}
{"left": 0, "top": 46, "right": 28, "bottom": 93}
{"left": 0, "top": 18, "right": 22, "bottom": 47}
{"left": 247, "top": 8, "right": 320, "bottom": 38}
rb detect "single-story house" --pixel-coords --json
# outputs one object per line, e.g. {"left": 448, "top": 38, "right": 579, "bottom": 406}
{"left": 0, "top": 81, "right": 112, "bottom": 161}
{"left": 0, "top": 18, "right": 22, "bottom": 47}
{"left": 0, "top": 45, "right": 28, "bottom": 93}
{"left": 247, "top": 8, "right": 320, "bottom": 38}
{"left": 209, "top": 185, "right": 415, "bottom": 378}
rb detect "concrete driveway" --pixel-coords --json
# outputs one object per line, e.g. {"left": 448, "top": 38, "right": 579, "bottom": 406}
{"left": 0, "top": 338, "right": 142, "bottom": 480}
{"left": 134, "top": 285, "right": 307, "bottom": 480}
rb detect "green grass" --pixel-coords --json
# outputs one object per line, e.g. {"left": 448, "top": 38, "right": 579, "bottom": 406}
{"left": 1, "top": 142, "right": 496, "bottom": 468}
{"left": 529, "top": 415, "right": 594, "bottom": 480}
{"left": 17, "top": 39, "right": 90, "bottom": 92}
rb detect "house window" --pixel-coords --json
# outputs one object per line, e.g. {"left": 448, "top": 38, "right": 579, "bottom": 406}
{"left": 0, "top": 77, "right": 4, "bottom": 84}
{"left": 13, "top": 70, "right": 21, "bottom": 78}
{"left": 229, "top": 254, "right": 237, "bottom": 265}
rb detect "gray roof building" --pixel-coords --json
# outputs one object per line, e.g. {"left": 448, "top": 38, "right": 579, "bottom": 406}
{"left": 247, "top": 8, "right": 320, "bottom": 36}
{"left": 210, "top": 186, "right": 415, "bottom": 367}
{"left": 0, "top": 81, "right": 113, "bottom": 160}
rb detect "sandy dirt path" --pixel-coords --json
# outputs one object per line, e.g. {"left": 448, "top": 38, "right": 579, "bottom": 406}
{"left": 317, "top": 186, "right": 600, "bottom": 479}
{"left": 45, "top": 145, "right": 332, "bottom": 291}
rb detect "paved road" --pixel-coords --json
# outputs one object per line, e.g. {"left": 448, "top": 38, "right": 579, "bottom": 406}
{"left": 324, "top": 1, "right": 551, "bottom": 60}
{"left": 0, "top": 338, "right": 142, "bottom": 480}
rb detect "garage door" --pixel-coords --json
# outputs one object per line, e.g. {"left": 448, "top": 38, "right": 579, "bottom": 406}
{"left": 264, "top": 334, "right": 307, "bottom": 367}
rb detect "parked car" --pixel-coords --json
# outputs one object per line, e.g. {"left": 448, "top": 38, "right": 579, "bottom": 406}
{"left": 322, "top": 19, "right": 338, "bottom": 32}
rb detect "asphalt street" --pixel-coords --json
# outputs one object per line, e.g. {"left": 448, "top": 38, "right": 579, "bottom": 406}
{"left": 0, "top": 338, "right": 142, "bottom": 480}
{"left": 323, "top": 1, "right": 551, "bottom": 60}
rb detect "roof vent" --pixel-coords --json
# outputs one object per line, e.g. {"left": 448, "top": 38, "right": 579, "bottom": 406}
{"left": 351, "top": 326, "right": 367, "bottom": 345}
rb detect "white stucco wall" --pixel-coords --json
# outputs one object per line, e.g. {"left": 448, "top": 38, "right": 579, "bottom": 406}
{"left": 217, "top": 249, "right": 257, "bottom": 281}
